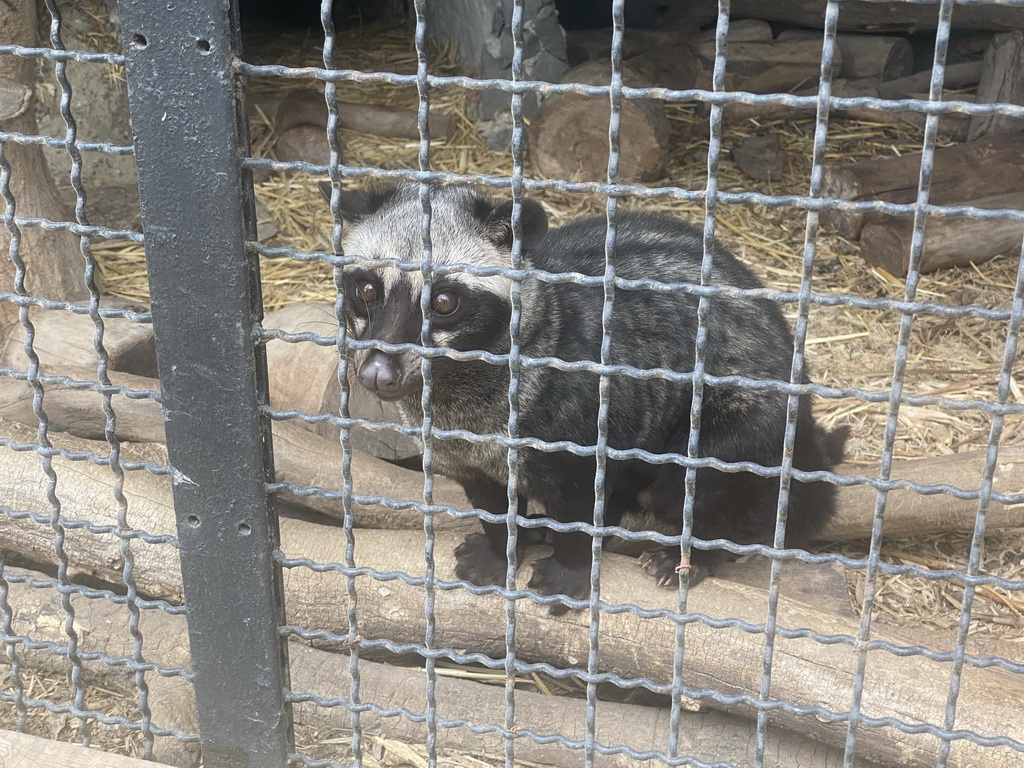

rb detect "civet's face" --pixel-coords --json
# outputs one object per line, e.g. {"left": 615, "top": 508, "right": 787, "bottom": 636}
{"left": 325, "top": 183, "right": 547, "bottom": 400}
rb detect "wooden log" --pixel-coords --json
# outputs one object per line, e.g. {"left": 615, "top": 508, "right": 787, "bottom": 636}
{"left": 0, "top": 375, "right": 465, "bottom": 528}
{"left": 858, "top": 189, "right": 1024, "bottom": 276}
{"left": 821, "top": 131, "right": 1024, "bottom": 239}
{"left": 0, "top": 299, "right": 156, "bottom": 379}
{"left": 3, "top": 431, "right": 1023, "bottom": 768}
{"left": 4, "top": 378, "right": 1024, "bottom": 542}
{"left": 834, "top": 33, "right": 914, "bottom": 80}
{"left": 861, "top": 60, "right": 985, "bottom": 98}
{"left": 698, "top": 18, "right": 774, "bottom": 43}
{"left": 271, "top": 417, "right": 471, "bottom": 531}
{"left": 777, "top": 30, "right": 914, "bottom": 81}
{"left": 823, "top": 445, "right": 1024, "bottom": 541}
{"left": 0, "top": 730, "right": 162, "bottom": 768}
{"left": 691, "top": 38, "right": 842, "bottom": 93}
{"left": 274, "top": 88, "right": 455, "bottom": 142}
{"left": 564, "top": 27, "right": 680, "bottom": 67}
{"left": 0, "top": 0, "right": 88, "bottom": 338}
{"left": 729, "top": 0, "right": 1024, "bottom": 33}
{"left": 529, "top": 61, "right": 671, "bottom": 183}
{"left": 625, "top": 43, "right": 702, "bottom": 92}
{"left": 720, "top": 62, "right": 984, "bottom": 124}
{"left": 968, "top": 30, "right": 1024, "bottom": 140}
{"left": 1, "top": 567, "right": 878, "bottom": 768}
{"left": 0, "top": 75, "right": 31, "bottom": 121}
{"left": 0, "top": 364, "right": 165, "bottom": 444}
{"left": 264, "top": 302, "right": 421, "bottom": 461}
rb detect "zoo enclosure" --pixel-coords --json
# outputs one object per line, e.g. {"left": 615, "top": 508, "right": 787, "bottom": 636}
{"left": 1, "top": 1, "right": 1024, "bottom": 768}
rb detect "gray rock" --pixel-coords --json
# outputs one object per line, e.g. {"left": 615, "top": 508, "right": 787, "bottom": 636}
{"left": 734, "top": 132, "right": 786, "bottom": 182}
{"left": 426, "top": 0, "right": 568, "bottom": 150}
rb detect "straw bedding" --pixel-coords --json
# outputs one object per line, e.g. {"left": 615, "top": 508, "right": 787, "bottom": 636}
{"left": 87, "top": 23, "right": 1024, "bottom": 644}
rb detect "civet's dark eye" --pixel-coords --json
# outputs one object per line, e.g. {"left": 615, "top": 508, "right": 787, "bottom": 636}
{"left": 357, "top": 281, "right": 378, "bottom": 304}
{"left": 431, "top": 290, "right": 459, "bottom": 316}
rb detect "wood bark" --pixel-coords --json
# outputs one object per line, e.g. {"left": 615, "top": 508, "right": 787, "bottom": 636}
{"left": 858, "top": 189, "right": 1024, "bottom": 276}
{"left": 2, "top": 567, "right": 880, "bottom": 768}
{"left": 264, "top": 302, "right": 420, "bottom": 461}
{"left": 0, "top": 730, "right": 164, "bottom": 768}
{"left": 821, "top": 131, "right": 1024, "bottom": 239}
{"left": 270, "top": 417, "right": 471, "bottom": 531}
{"left": 564, "top": 28, "right": 682, "bottom": 67}
{"left": 861, "top": 60, "right": 985, "bottom": 98}
{"left": 626, "top": 43, "right": 702, "bottom": 92}
{"left": 2, "top": 432, "right": 1023, "bottom": 768}
{"left": 3, "top": 389, "right": 1024, "bottom": 541}
{"left": 0, "top": 407, "right": 468, "bottom": 530}
{"left": 273, "top": 89, "right": 455, "bottom": 142}
{"left": 0, "top": 298, "right": 156, "bottom": 378}
{"left": 0, "top": 363, "right": 165, "bottom": 443}
{"left": 0, "top": 75, "right": 32, "bottom": 121}
{"left": 720, "top": 62, "right": 984, "bottom": 124}
{"left": 529, "top": 61, "right": 671, "bottom": 183}
{"left": 824, "top": 445, "right": 1024, "bottom": 540}
{"left": 691, "top": 39, "right": 842, "bottom": 93}
{"left": 968, "top": 30, "right": 1024, "bottom": 140}
{"left": 728, "top": 0, "right": 1024, "bottom": 33}
{"left": 0, "top": 0, "right": 89, "bottom": 339}
{"left": 776, "top": 31, "right": 914, "bottom": 81}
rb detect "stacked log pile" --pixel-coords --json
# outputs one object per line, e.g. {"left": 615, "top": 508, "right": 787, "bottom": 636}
{"left": 530, "top": 4, "right": 1024, "bottom": 277}
{"left": 824, "top": 31, "right": 1024, "bottom": 276}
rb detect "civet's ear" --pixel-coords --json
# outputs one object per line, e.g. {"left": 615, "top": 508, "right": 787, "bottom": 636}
{"left": 483, "top": 198, "right": 549, "bottom": 252}
{"left": 318, "top": 182, "right": 400, "bottom": 223}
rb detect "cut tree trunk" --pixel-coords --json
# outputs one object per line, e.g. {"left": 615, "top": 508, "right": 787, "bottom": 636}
{"left": 691, "top": 38, "right": 842, "bottom": 93}
{"left": 720, "top": 62, "right": 984, "bottom": 124}
{"left": 270, "top": 417, "right": 471, "bottom": 531}
{"left": 729, "top": 0, "right": 1024, "bottom": 33}
{"left": 2, "top": 432, "right": 1023, "bottom": 768}
{"left": 968, "top": 30, "right": 1024, "bottom": 140}
{"left": 3, "top": 394, "right": 1024, "bottom": 541}
{"left": 821, "top": 131, "right": 1024, "bottom": 239}
{"left": 858, "top": 189, "right": 1024, "bottom": 276}
{"left": 0, "top": 730, "right": 163, "bottom": 768}
{"left": 272, "top": 88, "right": 455, "bottom": 142}
{"left": 529, "top": 61, "right": 672, "bottom": 183}
{"left": 0, "top": 363, "right": 165, "bottom": 443}
{"left": 2, "top": 566, "right": 881, "bottom": 768}
{"left": 0, "top": 0, "right": 89, "bottom": 338}
{"left": 564, "top": 28, "right": 682, "bottom": 67}
{"left": 859, "top": 60, "right": 985, "bottom": 98}
{"left": 776, "top": 30, "right": 914, "bottom": 81}
{"left": 0, "top": 298, "right": 156, "bottom": 378}
{"left": 264, "top": 302, "right": 420, "bottom": 461}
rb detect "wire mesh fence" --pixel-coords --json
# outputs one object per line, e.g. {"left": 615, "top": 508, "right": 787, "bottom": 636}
{"left": 1, "top": 1, "right": 1024, "bottom": 767}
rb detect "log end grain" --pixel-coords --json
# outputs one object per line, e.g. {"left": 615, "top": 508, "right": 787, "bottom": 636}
{"left": 529, "top": 61, "right": 671, "bottom": 183}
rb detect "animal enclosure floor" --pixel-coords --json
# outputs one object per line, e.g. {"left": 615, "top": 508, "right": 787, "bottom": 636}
{"left": 11, "top": 11, "right": 1020, "bottom": 762}
{"left": 83, "top": 22, "right": 1024, "bottom": 644}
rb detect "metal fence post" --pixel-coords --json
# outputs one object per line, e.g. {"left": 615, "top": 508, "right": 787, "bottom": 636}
{"left": 115, "top": 1, "right": 293, "bottom": 766}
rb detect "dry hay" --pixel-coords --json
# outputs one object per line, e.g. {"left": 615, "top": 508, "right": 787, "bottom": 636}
{"left": 86, "top": 23, "right": 1024, "bottom": 650}
{"left": 0, "top": 668, "right": 150, "bottom": 759}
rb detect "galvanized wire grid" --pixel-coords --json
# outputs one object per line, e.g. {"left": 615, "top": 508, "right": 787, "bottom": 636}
{"left": 0, "top": 0, "right": 1022, "bottom": 767}
{"left": 267, "top": 1, "right": 1024, "bottom": 767}
{"left": 0, "top": 1, "right": 191, "bottom": 754}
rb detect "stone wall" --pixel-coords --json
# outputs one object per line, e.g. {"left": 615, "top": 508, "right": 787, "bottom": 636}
{"left": 426, "top": 0, "right": 568, "bottom": 149}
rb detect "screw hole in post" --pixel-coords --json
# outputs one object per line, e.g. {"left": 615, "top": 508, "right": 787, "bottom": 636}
{"left": 131, "top": 33, "right": 148, "bottom": 49}
{"left": 238, "top": 522, "right": 251, "bottom": 536}
{"left": 185, "top": 514, "right": 200, "bottom": 528}
{"left": 196, "top": 38, "right": 211, "bottom": 54}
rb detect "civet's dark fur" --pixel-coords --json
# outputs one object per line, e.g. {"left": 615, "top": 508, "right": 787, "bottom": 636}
{"left": 323, "top": 182, "right": 847, "bottom": 613}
